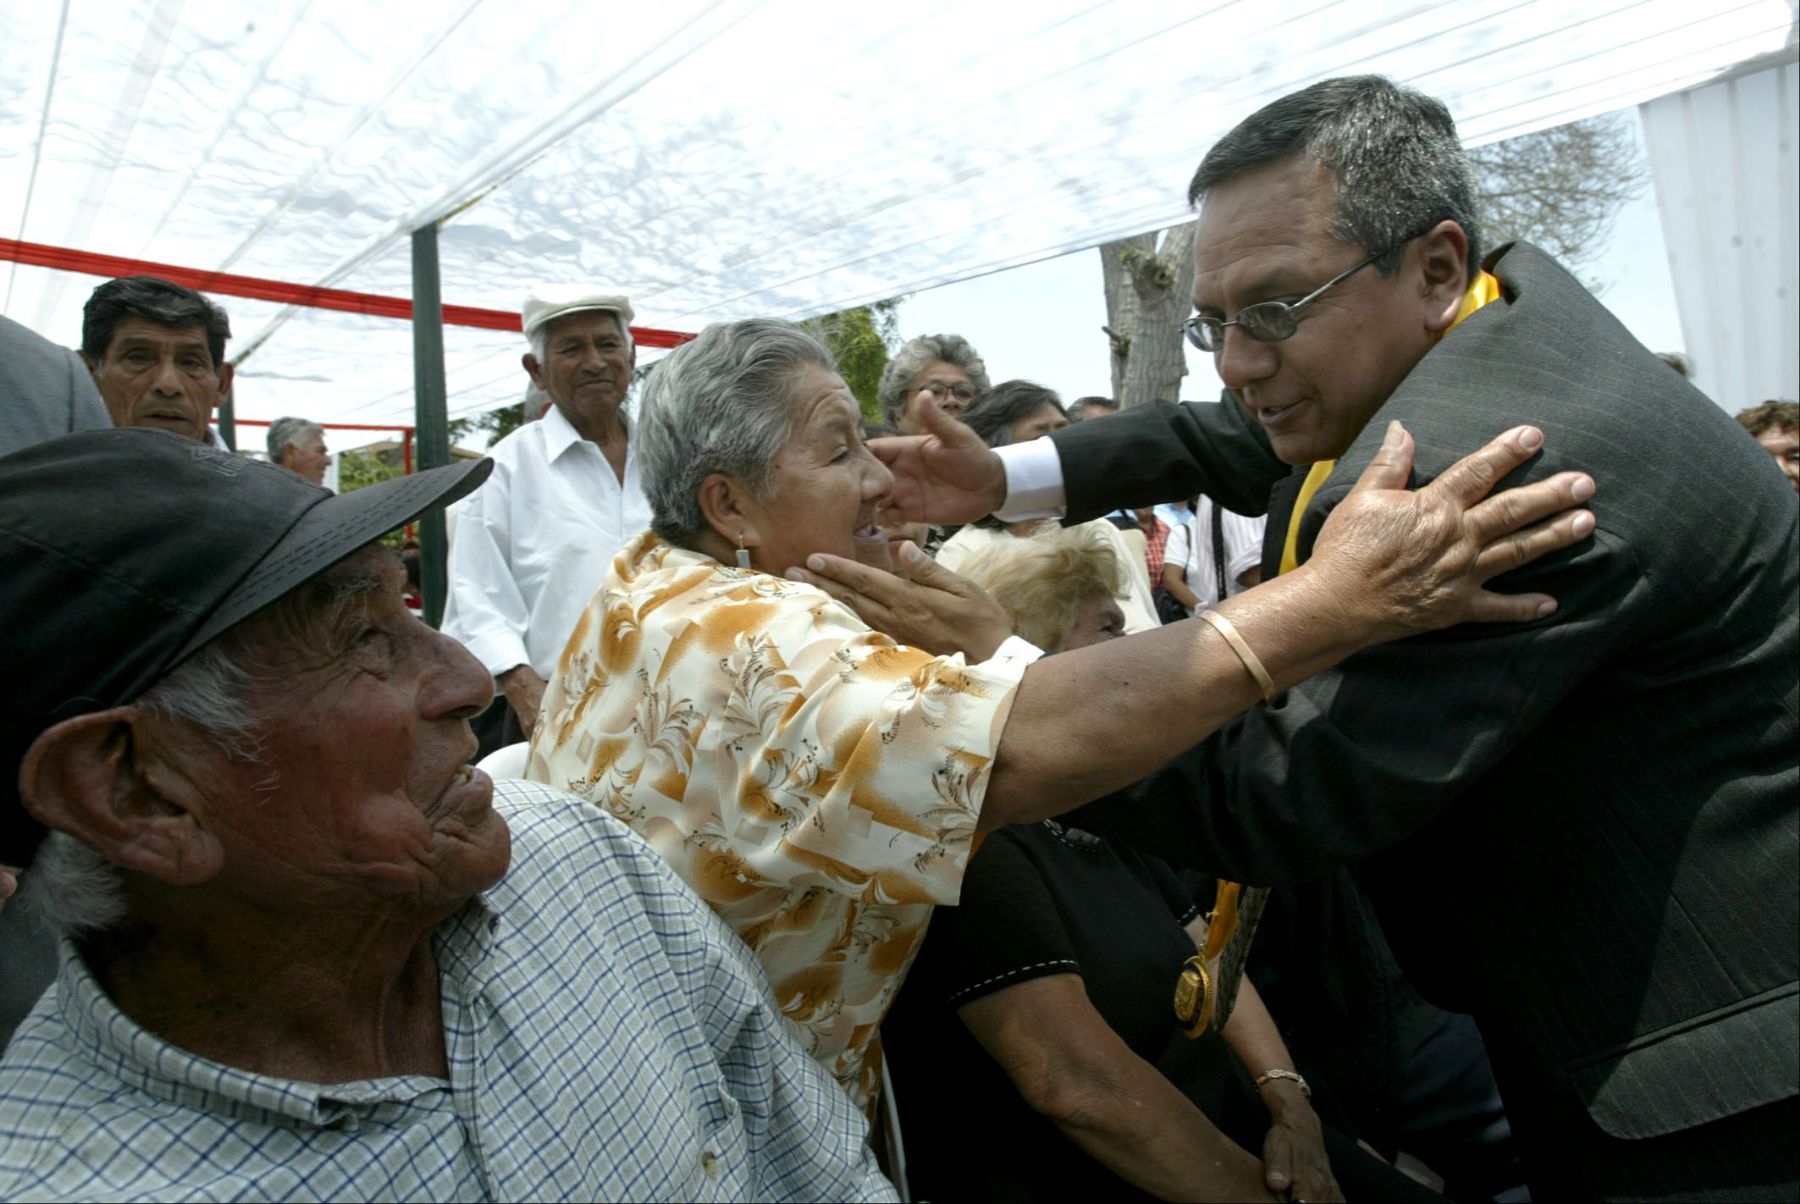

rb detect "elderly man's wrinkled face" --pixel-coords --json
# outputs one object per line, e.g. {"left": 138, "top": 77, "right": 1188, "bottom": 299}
{"left": 194, "top": 548, "right": 507, "bottom": 913}
{"left": 1192, "top": 157, "right": 1440, "bottom": 465}
{"left": 283, "top": 432, "right": 331, "bottom": 485}
{"left": 86, "top": 318, "right": 228, "bottom": 443}
{"left": 899, "top": 360, "right": 977, "bottom": 433}
{"left": 527, "top": 310, "right": 635, "bottom": 434}
{"left": 746, "top": 364, "right": 894, "bottom": 576}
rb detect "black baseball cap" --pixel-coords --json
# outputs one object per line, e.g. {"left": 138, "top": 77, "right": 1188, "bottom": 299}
{"left": 0, "top": 428, "right": 492, "bottom": 866}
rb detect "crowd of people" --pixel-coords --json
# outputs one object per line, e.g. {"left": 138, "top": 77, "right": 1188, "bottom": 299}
{"left": 0, "top": 74, "right": 1794, "bottom": 1204}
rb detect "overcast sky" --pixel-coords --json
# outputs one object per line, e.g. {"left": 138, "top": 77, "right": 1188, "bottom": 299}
{"left": 895, "top": 108, "right": 1702, "bottom": 411}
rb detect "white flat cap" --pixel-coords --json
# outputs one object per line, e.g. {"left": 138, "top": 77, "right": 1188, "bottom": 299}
{"left": 521, "top": 286, "right": 635, "bottom": 340}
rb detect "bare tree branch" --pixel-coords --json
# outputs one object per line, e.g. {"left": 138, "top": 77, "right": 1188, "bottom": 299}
{"left": 1470, "top": 113, "right": 1647, "bottom": 275}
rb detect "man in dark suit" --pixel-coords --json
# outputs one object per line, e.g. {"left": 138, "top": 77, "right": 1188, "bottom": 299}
{"left": 863, "top": 77, "right": 1797, "bottom": 1200}
{"left": 0, "top": 314, "right": 111, "bottom": 454}
{"left": 0, "top": 313, "right": 114, "bottom": 1048}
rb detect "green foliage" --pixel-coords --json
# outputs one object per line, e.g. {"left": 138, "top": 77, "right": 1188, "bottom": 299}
{"left": 335, "top": 448, "right": 409, "bottom": 546}
{"left": 448, "top": 402, "right": 530, "bottom": 450}
{"left": 336, "top": 447, "right": 402, "bottom": 493}
{"left": 802, "top": 299, "right": 903, "bottom": 423}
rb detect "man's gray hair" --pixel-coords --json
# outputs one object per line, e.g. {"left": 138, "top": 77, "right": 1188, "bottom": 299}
{"left": 637, "top": 319, "right": 837, "bottom": 547}
{"left": 266, "top": 416, "right": 323, "bottom": 464}
{"left": 1188, "top": 75, "right": 1483, "bottom": 276}
{"left": 527, "top": 308, "right": 634, "bottom": 365}
{"left": 18, "top": 641, "right": 260, "bottom": 937}
{"left": 876, "top": 333, "right": 991, "bottom": 426}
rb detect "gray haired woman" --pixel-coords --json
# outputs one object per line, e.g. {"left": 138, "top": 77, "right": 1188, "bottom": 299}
{"left": 877, "top": 332, "right": 990, "bottom": 433}
{"left": 526, "top": 318, "right": 1590, "bottom": 1158}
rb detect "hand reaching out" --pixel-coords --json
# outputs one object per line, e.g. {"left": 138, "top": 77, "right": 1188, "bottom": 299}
{"left": 867, "top": 395, "right": 1009, "bottom": 525}
{"left": 786, "top": 541, "right": 1017, "bottom": 663}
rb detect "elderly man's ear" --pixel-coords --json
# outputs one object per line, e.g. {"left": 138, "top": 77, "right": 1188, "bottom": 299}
{"left": 20, "top": 709, "right": 225, "bottom": 887}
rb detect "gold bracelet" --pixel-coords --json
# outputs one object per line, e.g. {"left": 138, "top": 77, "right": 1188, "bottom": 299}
{"left": 1197, "top": 609, "right": 1277, "bottom": 704}
{"left": 1254, "top": 1068, "right": 1312, "bottom": 1098}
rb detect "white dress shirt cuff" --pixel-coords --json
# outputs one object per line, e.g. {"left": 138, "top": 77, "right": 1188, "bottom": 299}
{"left": 985, "top": 635, "right": 1047, "bottom": 668}
{"left": 993, "top": 439, "right": 1067, "bottom": 522}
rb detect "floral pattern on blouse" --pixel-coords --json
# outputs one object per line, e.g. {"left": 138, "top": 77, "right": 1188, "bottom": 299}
{"left": 527, "top": 531, "right": 1029, "bottom": 1110}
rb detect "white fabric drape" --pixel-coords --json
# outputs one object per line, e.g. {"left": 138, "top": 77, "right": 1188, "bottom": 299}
{"left": 2, "top": 1, "right": 1792, "bottom": 428}
{"left": 1640, "top": 56, "right": 1800, "bottom": 411}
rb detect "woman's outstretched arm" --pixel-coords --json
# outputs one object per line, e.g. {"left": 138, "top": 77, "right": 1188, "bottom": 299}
{"left": 793, "top": 422, "right": 1595, "bottom": 829}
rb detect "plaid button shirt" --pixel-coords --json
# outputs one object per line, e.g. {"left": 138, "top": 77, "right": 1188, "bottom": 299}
{"left": 0, "top": 781, "right": 893, "bottom": 1203}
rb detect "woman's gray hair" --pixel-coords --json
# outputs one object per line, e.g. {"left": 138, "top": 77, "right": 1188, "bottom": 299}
{"left": 18, "top": 640, "right": 261, "bottom": 937}
{"left": 637, "top": 319, "right": 839, "bottom": 548}
{"left": 266, "top": 416, "right": 323, "bottom": 464}
{"left": 876, "top": 333, "right": 991, "bottom": 426}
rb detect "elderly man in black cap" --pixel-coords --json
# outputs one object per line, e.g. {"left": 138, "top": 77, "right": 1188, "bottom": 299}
{"left": 0, "top": 430, "right": 890, "bottom": 1202}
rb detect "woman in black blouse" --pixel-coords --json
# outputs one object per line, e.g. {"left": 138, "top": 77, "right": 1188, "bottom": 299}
{"left": 883, "top": 528, "right": 1441, "bottom": 1202}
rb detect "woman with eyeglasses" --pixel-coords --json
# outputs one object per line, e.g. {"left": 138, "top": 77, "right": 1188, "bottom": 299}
{"left": 875, "top": 332, "right": 990, "bottom": 434}
{"left": 875, "top": 332, "right": 993, "bottom": 554}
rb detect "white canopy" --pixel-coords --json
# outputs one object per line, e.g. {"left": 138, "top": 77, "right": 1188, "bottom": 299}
{"left": 1641, "top": 55, "right": 1800, "bottom": 409}
{"left": 3, "top": 0, "right": 1792, "bottom": 429}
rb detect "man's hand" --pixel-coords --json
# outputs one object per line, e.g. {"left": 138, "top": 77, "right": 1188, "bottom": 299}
{"left": 867, "top": 395, "right": 1008, "bottom": 524}
{"left": 0, "top": 864, "right": 18, "bottom": 914}
{"left": 498, "top": 665, "right": 548, "bottom": 737}
{"left": 786, "top": 541, "right": 1017, "bottom": 662}
{"left": 1311, "top": 421, "right": 1596, "bottom": 642}
{"left": 1259, "top": 1083, "right": 1343, "bottom": 1202}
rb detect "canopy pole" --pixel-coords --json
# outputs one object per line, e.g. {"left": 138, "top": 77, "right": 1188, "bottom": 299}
{"left": 412, "top": 222, "right": 450, "bottom": 628}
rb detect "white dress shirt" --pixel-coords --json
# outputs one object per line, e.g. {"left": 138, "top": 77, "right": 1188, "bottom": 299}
{"left": 1163, "top": 497, "right": 1266, "bottom": 610}
{"left": 443, "top": 404, "right": 652, "bottom": 680}
{"left": 993, "top": 436, "right": 1068, "bottom": 521}
{"left": 993, "top": 439, "right": 1263, "bottom": 611}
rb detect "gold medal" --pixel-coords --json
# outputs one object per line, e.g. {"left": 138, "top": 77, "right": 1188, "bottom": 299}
{"left": 1173, "top": 953, "right": 1216, "bottom": 1038}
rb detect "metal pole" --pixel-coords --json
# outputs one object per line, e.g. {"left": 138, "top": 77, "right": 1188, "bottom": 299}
{"left": 411, "top": 222, "right": 450, "bottom": 627}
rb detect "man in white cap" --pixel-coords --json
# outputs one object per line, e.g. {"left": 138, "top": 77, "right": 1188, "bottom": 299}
{"left": 443, "top": 288, "right": 650, "bottom": 744}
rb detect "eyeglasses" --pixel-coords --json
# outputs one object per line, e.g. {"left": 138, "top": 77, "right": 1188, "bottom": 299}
{"left": 1180, "top": 231, "right": 1425, "bottom": 353}
{"left": 913, "top": 380, "right": 980, "bottom": 403}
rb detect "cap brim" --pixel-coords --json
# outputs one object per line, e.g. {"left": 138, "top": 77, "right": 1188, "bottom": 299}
{"left": 173, "top": 456, "right": 493, "bottom": 663}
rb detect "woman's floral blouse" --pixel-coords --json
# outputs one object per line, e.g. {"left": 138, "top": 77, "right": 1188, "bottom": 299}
{"left": 528, "top": 531, "right": 1031, "bottom": 1110}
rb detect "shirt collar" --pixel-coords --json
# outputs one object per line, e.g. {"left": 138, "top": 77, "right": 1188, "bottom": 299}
{"left": 538, "top": 400, "right": 631, "bottom": 464}
{"left": 51, "top": 892, "right": 501, "bottom": 1127}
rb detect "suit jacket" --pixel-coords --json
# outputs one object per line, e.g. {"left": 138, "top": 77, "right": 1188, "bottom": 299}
{"left": 0, "top": 315, "right": 111, "bottom": 1049}
{"left": 1060, "top": 244, "right": 1798, "bottom": 1168}
{"left": 0, "top": 315, "right": 110, "bottom": 456}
